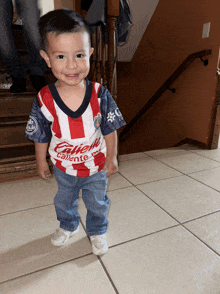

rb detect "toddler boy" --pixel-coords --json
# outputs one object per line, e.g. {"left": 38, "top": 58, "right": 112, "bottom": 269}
{"left": 25, "top": 9, "right": 125, "bottom": 255}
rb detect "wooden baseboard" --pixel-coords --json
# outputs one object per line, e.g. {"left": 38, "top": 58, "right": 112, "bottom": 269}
{"left": 174, "top": 138, "right": 209, "bottom": 149}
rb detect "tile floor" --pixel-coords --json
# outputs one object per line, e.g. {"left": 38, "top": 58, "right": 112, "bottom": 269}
{"left": 1, "top": 144, "right": 220, "bottom": 294}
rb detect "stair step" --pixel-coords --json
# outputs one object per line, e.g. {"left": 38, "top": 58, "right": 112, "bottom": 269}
{"left": 0, "top": 93, "right": 35, "bottom": 117}
{"left": 0, "top": 115, "right": 29, "bottom": 124}
{"left": 0, "top": 161, "right": 38, "bottom": 183}
{"left": 0, "top": 122, "right": 30, "bottom": 146}
{"left": 0, "top": 157, "right": 52, "bottom": 183}
{"left": 0, "top": 120, "right": 28, "bottom": 126}
{"left": 0, "top": 143, "right": 35, "bottom": 161}
{"left": 0, "top": 154, "right": 36, "bottom": 165}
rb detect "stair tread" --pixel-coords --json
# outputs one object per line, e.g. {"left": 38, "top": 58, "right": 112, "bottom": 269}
{"left": 0, "top": 154, "right": 36, "bottom": 165}
{"left": 0, "top": 120, "right": 28, "bottom": 126}
{"left": 0, "top": 90, "right": 37, "bottom": 97}
{"left": 0, "top": 142, "right": 33, "bottom": 148}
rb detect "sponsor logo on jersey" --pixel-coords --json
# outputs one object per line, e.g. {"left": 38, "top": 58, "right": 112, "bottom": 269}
{"left": 54, "top": 138, "right": 101, "bottom": 155}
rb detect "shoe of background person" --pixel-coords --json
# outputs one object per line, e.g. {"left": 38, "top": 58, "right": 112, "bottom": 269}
{"left": 90, "top": 234, "right": 108, "bottom": 255}
{"left": 29, "top": 75, "right": 47, "bottom": 92}
{"left": 51, "top": 226, "right": 79, "bottom": 246}
{"left": 10, "top": 76, "right": 26, "bottom": 93}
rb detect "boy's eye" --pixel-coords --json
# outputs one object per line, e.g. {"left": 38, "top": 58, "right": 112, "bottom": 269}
{"left": 76, "top": 54, "right": 84, "bottom": 58}
{"left": 57, "top": 55, "right": 65, "bottom": 59}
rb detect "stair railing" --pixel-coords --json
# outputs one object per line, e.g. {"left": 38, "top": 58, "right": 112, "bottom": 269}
{"left": 119, "top": 49, "right": 212, "bottom": 143}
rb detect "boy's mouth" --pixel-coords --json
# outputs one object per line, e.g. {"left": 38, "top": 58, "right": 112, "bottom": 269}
{"left": 65, "top": 74, "right": 79, "bottom": 78}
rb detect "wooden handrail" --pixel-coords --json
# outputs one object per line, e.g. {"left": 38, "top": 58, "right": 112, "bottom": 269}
{"left": 119, "top": 49, "right": 212, "bottom": 143}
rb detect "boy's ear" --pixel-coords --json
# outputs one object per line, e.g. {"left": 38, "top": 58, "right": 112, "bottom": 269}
{"left": 89, "top": 47, "right": 94, "bottom": 57}
{"left": 40, "top": 50, "right": 51, "bottom": 68}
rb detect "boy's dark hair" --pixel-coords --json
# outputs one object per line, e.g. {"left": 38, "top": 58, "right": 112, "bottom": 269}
{"left": 39, "top": 9, "right": 91, "bottom": 50}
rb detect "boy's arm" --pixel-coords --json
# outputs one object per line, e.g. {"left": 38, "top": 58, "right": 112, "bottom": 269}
{"left": 35, "top": 142, "right": 51, "bottom": 180}
{"left": 100, "top": 131, "right": 118, "bottom": 177}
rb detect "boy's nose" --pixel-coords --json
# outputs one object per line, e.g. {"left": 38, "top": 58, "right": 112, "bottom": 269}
{"left": 66, "top": 59, "right": 77, "bottom": 69}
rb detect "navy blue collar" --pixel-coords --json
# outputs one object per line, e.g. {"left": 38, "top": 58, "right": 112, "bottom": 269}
{"left": 48, "top": 78, "right": 92, "bottom": 119}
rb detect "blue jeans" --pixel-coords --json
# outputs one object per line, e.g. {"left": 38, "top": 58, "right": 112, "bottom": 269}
{"left": 0, "top": 0, "right": 46, "bottom": 78}
{"left": 53, "top": 165, "right": 110, "bottom": 236}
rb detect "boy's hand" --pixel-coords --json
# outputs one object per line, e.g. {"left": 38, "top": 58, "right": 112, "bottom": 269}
{"left": 37, "top": 161, "right": 51, "bottom": 180}
{"left": 100, "top": 156, "right": 118, "bottom": 178}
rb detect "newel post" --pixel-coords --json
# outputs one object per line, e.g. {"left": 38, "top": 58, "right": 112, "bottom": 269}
{"left": 107, "top": 0, "right": 119, "bottom": 102}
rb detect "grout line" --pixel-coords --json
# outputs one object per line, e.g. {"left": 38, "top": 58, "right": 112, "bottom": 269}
{"left": 134, "top": 185, "right": 184, "bottom": 224}
{"left": 181, "top": 224, "right": 220, "bottom": 257}
{"left": 0, "top": 252, "right": 94, "bottom": 286}
{"left": 185, "top": 173, "right": 220, "bottom": 193}
{"left": 98, "top": 258, "right": 120, "bottom": 294}
{"left": 189, "top": 150, "right": 220, "bottom": 164}
{"left": 145, "top": 154, "right": 220, "bottom": 192}
{"left": 80, "top": 220, "right": 120, "bottom": 294}
{"left": 134, "top": 182, "right": 220, "bottom": 257}
{"left": 133, "top": 184, "right": 220, "bottom": 253}
{"left": 0, "top": 203, "right": 54, "bottom": 217}
{"left": 181, "top": 210, "right": 220, "bottom": 225}
{"left": 147, "top": 153, "right": 220, "bottom": 175}
{"left": 108, "top": 224, "right": 181, "bottom": 249}
{"left": 117, "top": 171, "right": 184, "bottom": 185}
{"left": 186, "top": 165, "right": 220, "bottom": 175}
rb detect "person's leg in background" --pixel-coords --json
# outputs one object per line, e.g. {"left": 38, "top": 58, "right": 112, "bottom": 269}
{"left": 15, "top": 0, "right": 47, "bottom": 92}
{"left": 0, "top": 0, "right": 27, "bottom": 93}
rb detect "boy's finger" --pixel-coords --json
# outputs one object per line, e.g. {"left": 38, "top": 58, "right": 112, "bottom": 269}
{"left": 100, "top": 165, "right": 107, "bottom": 172}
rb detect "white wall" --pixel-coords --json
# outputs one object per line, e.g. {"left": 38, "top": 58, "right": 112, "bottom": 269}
{"left": 38, "top": 0, "right": 54, "bottom": 15}
{"left": 118, "top": 0, "right": 160, "bottom": 61}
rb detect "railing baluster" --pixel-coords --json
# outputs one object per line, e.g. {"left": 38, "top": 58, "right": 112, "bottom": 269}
{"left": 101, "top": 25, "right": 107, "bottom": 88}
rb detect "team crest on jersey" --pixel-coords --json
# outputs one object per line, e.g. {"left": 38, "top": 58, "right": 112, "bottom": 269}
{"left": 94, "top": 113, "right": 102, "bottom": 130}
{"left": 26, "top": 116, "right": 38, "bottom": 135}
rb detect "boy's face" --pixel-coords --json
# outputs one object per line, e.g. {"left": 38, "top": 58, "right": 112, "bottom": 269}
{"left": 40, "top": 31, "right": 93, "bottom": 89}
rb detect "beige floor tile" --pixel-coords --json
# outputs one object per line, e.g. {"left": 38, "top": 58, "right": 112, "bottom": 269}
{"left": 192, "top": 148, "right": 220, "bottom": 162}
{"left": 154, "top": 151, "right": 220, "bottom": 174}
{"left": 1, "top": 206, "right": 91, "bottom": 282}
{"left": 1, "top": 255, "right": 116, "bottom": 294}
{"left": 78, "top": 187, "right": 178, "bottom": 246}
{"left": 137, "top": 176, "right": 220, "bottom": 222}
{"left": 189, "top": 167, "right": 220, "bottom": 192}
{"left": 184, "top": 212, "right": 220, "bottom": 254}
{"left": 0, "top": 176, "right": 57, "bottom": 215}
{"left": 119, "top": 152, "right": 149, "bottom": 162}
{"left": 107, "top": 172, "right": 132, "bottom": 191}
{"left": 118, "top": 157, "right": 182, "bottom": 185}
{"left": 101, "top": 226, "right": 220, "bottom": 294}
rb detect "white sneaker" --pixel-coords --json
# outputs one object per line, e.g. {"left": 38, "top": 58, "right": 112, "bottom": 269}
{"left": 51, "top": 226, "right": 79, "bottom": 246}
{"left": 90, "top": 234, "right": 108, "bottom": 255}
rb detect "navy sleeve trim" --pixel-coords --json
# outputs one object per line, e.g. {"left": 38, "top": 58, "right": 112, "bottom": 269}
{"left": 99, "top": 86, "right": 126, "bottom": 136}
{"left": 25, "top": 97, "right": 52, "bottom": 143}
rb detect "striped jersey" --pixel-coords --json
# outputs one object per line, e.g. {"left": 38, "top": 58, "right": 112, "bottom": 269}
{"left": 25, "top": 79, "right": 126, "bottom": 177}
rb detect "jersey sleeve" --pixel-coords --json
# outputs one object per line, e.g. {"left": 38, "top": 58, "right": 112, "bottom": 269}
{"left": 25, "top": 97, "right": 52, "bottom": 143}
{"left": 99, "top": 86, "right": 126, "bottom": 136}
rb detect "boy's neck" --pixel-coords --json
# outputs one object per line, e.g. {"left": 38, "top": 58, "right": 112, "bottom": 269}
{"left": 55, "top": 78, "right": 86, "bottom": 93}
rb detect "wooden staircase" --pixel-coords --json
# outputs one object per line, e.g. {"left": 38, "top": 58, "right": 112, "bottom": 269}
{"left": 0, "top": 25, "right": 56, "bottom": 182}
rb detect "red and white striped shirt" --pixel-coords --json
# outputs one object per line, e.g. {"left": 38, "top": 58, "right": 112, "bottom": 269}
{"left": 25, "top": 79, "right": 126, "bottom": 177}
